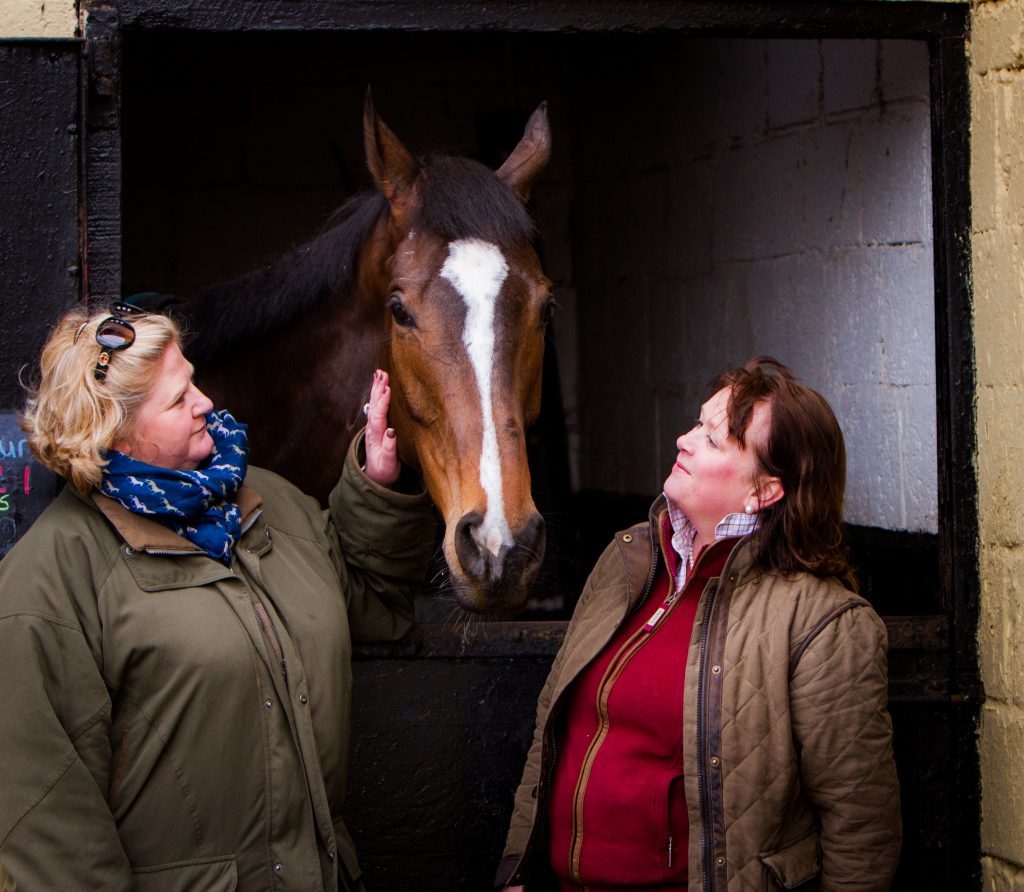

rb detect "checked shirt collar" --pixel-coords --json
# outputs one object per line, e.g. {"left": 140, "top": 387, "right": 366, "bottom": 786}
{"left": 665, "top": 497, "right": 759, "bottom": 590}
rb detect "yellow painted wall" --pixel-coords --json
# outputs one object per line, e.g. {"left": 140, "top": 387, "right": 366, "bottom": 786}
{"left": 0, "top": 0, "right": 76, "bottom": 38}
{"left": 973, "top": 0, "right": 1024, "bottom": 887}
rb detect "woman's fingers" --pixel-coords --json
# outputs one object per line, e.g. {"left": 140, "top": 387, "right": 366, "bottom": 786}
{"left": 363, "top": 369, "right": 400, "bottom": 486}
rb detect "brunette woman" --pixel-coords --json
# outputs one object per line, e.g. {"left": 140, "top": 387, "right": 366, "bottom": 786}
{"left": 499, "top": 357, "right": 900, "bottom": 891}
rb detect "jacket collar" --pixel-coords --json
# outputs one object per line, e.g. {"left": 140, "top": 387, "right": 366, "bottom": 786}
{"left": 86, "top": 484, "right": 264, "bottom": 554}
{"left": 616, "top": 494, "right": 761, "bottom": 613}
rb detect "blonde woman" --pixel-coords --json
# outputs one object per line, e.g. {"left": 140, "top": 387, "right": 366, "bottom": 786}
{"left": 0, "top": 305, "right": 435, "bottom": 890}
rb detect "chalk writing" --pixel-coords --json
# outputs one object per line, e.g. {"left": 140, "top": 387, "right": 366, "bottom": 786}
{"left": 0, "top": 413, "right": 59, "bottom": 557}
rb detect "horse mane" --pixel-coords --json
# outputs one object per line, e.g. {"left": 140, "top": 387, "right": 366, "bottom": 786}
{"left": 183, "top": 154, "right": 534, "bottom": 366}
{"left": 184, "top": 190, "right": 388, "bottom": 365}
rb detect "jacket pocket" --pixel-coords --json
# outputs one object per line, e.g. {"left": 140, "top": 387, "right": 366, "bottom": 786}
{"left": 131, "top": 855, "right": 237, "bottom": 892}
{"left": 758, "top": 829, "right": 821, "bottom": 890}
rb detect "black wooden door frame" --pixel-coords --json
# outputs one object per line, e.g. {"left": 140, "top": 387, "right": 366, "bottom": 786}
{"left": 80, "top": 1, "right": 979, "bottom": 886}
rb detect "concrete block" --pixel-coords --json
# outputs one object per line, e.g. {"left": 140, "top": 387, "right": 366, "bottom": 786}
{"left": 850, "top": 108, "right": 933, "bottom": 246}
{"left": 896, "top": 383, "right": 939, "bottom": 532}
{"left": 742, "top": 251, "right": 827, "bottom": 361}
{"left": 979, "top": 545, "right": 1024, "bottom": 706}
{"left": 171, "top": 185, "right": 335, "bottom": 292}
{"left": 972, "top": 70, "right": 1002, "bottom": 235}
{"left": 757, "top": 131, "right": 810, "bottom": 257}
{"left": 712, "top": 144, "right": 760, "bottom": 263}
{"left": 972, "top": 0, "right": 1024, "bottom": 75}
{"left": 666, "top": 160, "right": 714, "bottom": 277}
{"left": 625, "top": 169, "right": 672, "bottom": 277}
{"left": 976, "top": 385, "right": 1024, "bottom": 548}
{"left": 718, "top": 39, "right": 767, "bottom": 140}
{"left": 133, "top": 85, "right": 244, "bottom": 188}
{"left": 972, "top": 227, "right": 1024, "bottom": 389}
{"left": 981, "top": 701, "right": 1024, "bottom": 865}
{"left": 580, "top": 272, "right": 650, "bottom": 393}
{"left": 823, "top": 40, "right": 878, "bottom": 115}
{"left": 531, "top": 181, "right": 574, "bottom": 285}
{"left": 983, "top": 856, "right": 1024, "bottom": 892}
{"left": 880, "top": 40, "right": 930, "bottom": 105}
{"left": 823, "top": 245, "right": 936, "bottom": 386}
{"left": 800, "top": 123, "right": 863, "bottom": 249}
{"left": 654, "top": 383, "right": 717, "bottom": 487}
{"left": 829, "top": 383, "right": 901, "bottom": 530}
{"left": 829, "top": 381, "right": 936, "bottom": 532}
{"left": 579, "top": 381, "right": 660, "bottom": 495}
{"left": 244, "top": 85, "right": 359, "bottom": 187}
{"left": 766, "top": 39, "right": 820, "bottom": 130}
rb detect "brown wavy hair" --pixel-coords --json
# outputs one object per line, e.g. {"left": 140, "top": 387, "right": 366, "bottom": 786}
{"left": 708, "top": 356, "right": 855, "bottom": 590}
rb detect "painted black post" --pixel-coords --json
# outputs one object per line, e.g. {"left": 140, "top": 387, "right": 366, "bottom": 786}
{"left": 0, "top": 41, "right": 80, "bottom": 552}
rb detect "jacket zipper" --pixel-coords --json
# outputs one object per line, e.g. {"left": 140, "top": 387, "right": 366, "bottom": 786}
{"left": 240, "top": 507, "right": 263, "bottom": 537}
{"left": 137, "top": 509, "right": 263, "bottom": 558}
{"left": 252, "top": 601, "right": 288, "bottom": 681}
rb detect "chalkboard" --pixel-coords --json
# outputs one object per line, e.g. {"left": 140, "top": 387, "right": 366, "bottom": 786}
{"left": 0, "top": 412, "right": 60, "bottom": 557}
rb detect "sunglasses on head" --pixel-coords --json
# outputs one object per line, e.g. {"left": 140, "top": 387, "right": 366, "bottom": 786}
{"left": 82, "top": 302, "right": 145, "bottom": 381}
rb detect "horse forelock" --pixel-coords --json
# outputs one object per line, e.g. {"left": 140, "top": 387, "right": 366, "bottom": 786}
{"left": 413, "top": 155, "right": 536, "bottom": 248}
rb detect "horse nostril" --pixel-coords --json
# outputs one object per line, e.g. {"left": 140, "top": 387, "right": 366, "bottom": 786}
{"left": 454, "top": 511, "right": 486, "bottom": 579}
{"left": 518, "top": 511, "right": 546, "bottom": 557}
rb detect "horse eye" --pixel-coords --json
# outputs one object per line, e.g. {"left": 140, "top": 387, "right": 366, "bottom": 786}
{"left": 388, "top": 296, "right": 416, "bottom": 328}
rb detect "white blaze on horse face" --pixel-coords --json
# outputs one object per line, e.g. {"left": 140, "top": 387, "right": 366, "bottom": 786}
{"left": 441, "top": 238, "right": 512, "bottom": 557}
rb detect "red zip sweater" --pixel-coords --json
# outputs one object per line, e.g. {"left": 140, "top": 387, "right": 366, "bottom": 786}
{"left": 548, "top": 518, "right": 735, "bottom": 891}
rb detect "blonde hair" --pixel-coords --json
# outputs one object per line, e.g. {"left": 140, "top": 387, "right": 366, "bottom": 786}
{"left": 21, "top": 307, "right": 183, "bottom": 494}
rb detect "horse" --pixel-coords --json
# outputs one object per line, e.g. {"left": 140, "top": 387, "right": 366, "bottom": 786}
{"left": 143, "top": 98, "right": 553, "bottom": 616}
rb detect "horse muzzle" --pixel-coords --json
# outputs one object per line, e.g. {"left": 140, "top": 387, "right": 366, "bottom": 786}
{"left": 448, "top": 509, "right": 546, "bottom": 614}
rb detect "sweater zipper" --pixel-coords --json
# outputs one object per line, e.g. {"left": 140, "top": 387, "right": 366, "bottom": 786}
{"left": 568, "top": 518, "right": 684, "bottom": 883}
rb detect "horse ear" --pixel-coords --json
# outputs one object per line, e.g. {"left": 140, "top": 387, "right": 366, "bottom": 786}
{"left": 496, "top": 101, "right": 551, "bottom": 200}
{"left": 363, "top": 92, "right": 419, "bottom": 211}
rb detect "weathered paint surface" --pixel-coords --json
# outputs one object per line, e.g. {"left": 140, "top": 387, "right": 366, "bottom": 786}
{"left": 0, "top": 0, "right": 76, "bottom": 38}
{"left": 0, "top": 42, "right": 79, "bottom": 410}
{"left": 972, "top": 0, "right": 1024, "bottom": 887}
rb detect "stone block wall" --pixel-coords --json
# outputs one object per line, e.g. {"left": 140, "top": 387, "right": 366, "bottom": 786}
{"left": 972, "top": 1, "right": 1024, "bottom": 887}
{"left": 572, "top": 37, "right": 938, "bottom": 534}
{"left": 0, "top": 0, "right": 76, "bottom": 38}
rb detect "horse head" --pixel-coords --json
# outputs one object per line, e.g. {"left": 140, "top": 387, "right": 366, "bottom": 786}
{"left": 363, "top": 98, "right": 552, "bottom": 615}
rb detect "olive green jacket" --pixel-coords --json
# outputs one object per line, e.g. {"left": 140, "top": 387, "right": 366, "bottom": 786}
{"left": 500, "top": 500, "right": 901, "bottom": 891}
{"left": 0, "top": 435, "right": 436, "bottom": 892}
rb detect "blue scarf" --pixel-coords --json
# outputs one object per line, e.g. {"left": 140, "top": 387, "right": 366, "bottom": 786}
{"left": 100, "top": 409, "right": 249, "bottom": 566}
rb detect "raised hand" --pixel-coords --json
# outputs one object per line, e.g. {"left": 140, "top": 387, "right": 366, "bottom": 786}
{"left": 362, "top": 369, "right": 400, "bottom": 487}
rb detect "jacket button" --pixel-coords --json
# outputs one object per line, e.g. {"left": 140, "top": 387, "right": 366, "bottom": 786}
{"left": 728, "top": 573, "right": 737, "bottom": 582}
{"left": 264, "top": 699, "right": 273, "bottom": 710}
{"left": 273, "top": 862, "right": 283, "bottom": 873}
{"left": 711, "top": 665, "right": 721, "bottom": 675}
{"left": 124, "top": 546, "right": 134, "bottom": 555}
{"left": 622, "top": 534, "right": 633, "bottom": 543}
{"left": 299, "top": 694, "right": 308, "bottom": 705}
{"left": 327, "top": 852, "right": 336, "bottom": 863}
{"left": 716, "top": 856, "right": 725, "bottom": 866}
{"left": 710, "top": 755, "right": 720, "bottom": 767}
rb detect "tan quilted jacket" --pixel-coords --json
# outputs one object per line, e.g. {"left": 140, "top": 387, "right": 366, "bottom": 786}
{"left": 500, "top": 501, "right": 901, "bottom": 891}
